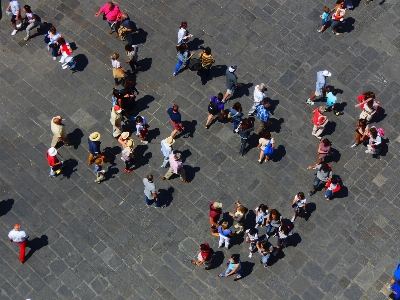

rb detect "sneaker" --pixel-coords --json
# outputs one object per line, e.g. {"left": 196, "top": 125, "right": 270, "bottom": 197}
{"left": 58, "top": 59, "right": 63, "bottom": 63}
{"left": 264, "top": 264, "right": 268, "bottom": 268}
{"left": 365, "top": 150, "right": 369, "bottom": 153}
{"left": 307, "top": 100, "right": 315, "bottom": 105}
{"left": 155, "top": 205, "right": 166, "bottom": 208}
{"left": 124, "top": 169, "right": 132, "bottom": 173}
{"left": 258, "top": 159, "right": 262, "bottom": 164}
{"left": 205, "top": 125, "right": 210, "bottom": 129}
{"left": 49, "top": 175, "right": 55, "bottom": 178}
{"left": 259, "top": 260, "right": 263, "bottom": 264}
{"left": 317, "top": 29, "right": 322, "bottom": 33}
{"left": 16, "top": 23, "right": 22, "bottom": 29}
{"left": 351, "top": 144, "right": 357, "bottom": 148}
{"left": 309, "top": 191, "right": 314, "bottom": 196}
{"left": 47, "top": 45, "right": 50, "bottom": 51}
{"left": 11, "top": 30, "right": 18, "bottom": 36}
{"left": 62, "top": 64, "right": 68, "bottom": 69}
{"left": 141, "top": 141, "right": 148, "bottom": 144}
{"left": 248, "top": 253, "right": 253, "bottom": 258}
{"left": 291, "top": 216, "right": 295, "bottom": 222}
{"left": 53, "top": 57, "right": 56, "bottom": 61}
{"left": 23, "top": 36, "right": 29, "bottom": 41}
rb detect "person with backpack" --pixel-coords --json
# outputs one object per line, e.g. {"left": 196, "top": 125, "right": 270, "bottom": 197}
{"left": 218, "top": 221, "right": 234, "bottom": 249}
{"left": 291, "top": 192, "right": 307, "bottom": 222}
{"left": 245, "top": 228, "right": 259, "bottom": 258}
{"left": 256, "top": 240, "right": 274, "bottom": 268}
{"left": 307, "top": 162, "right": 332, "bottom": 196}
{"left": 229, "top": 102, "right": 243, "bottom": 133}
{"left": 312, "top": 106, "right": 328, "bottom": 139}
{"left": 229, "top": 201, "right": 248, "bottom": 234}
{"left": 264, "top": 208, "right": 282, "bottom": 239}
{"left": 366, "top": 127, "right": 382, "bottom": 157}
{"left": 191, "top": 242, "right": 213, "bottom": 270}
{"left": 325, "top": 177, "right": 341, "bottom": 200}
{"left": 205, "top": 93, "right": 226, "bottom": 129}
{"left": 237, "top": 118, "right": 254, "bottom": 156}
{"left": 254, "top": 204, "right": 268, "bottom": 227}
{"left": 257, "top": 131, "right": 274, "bottom": 163}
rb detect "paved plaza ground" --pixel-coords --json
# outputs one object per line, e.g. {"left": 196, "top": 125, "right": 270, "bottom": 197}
{"left": 0, "top": 0, "right": 399, "bottom": 299}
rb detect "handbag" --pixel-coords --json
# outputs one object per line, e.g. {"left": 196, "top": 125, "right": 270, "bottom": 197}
{"left": 263, "top": 140, "right": 274, "bottom": 156}
{"left": 113, "top": 68, "right": 125, "bottom": 78}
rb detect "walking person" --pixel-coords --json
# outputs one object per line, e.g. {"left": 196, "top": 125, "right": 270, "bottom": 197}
{"left": 254, "top": 204, "right": 268, "bottom": 227}
{"left": 307, "top": 162, "right": 332, "bottom": 196}
{"left": 117, "top": 13, "right": 133, "bottom": 42}
{"left": 273, "top": 221, "right": 293, "bottom": 256}
{"left": 57, "top": 37, "right": 76, "bottom": 69}
{"left": 135, "top": 116, "right": 149, "bottom": 144}
{"left": 359, "top": 98, "right": 380, "bottom": 123}
{"left": 351, "top": 119, "right": 369, "bottom": 148}
{"left": 249, "top": 83, "right": 266, "bottom": 116}
{"left": 7, "top": 0, "right": 22, "bottom": 36}
{"left": 312, "top": 106, "right": 328, "bottom": 139}
{"left": 111, "top": 53, "right": 125, "bottom": 86}
{"left": 121, "top": 140, "right": 134, "bottom": 173}
{"left": 237, "top": 118, "right": 254, "bottom": 156}
{"left": 93, "top": 158, "right": 106, "bottom": 184}
{"left": 94, "top": 1, "right": 122, "bottom": 35}
{"left": 117, "top": 78, "right": 138, "bottom": 119}
{"left": 245, "top": 228, "right": 259, "bottom": 258}
{"left": 256, "top": 240, "right": 274, "bottom": 268}
{"left": 325, "top": 177, "right": 342, "bottom": 200}
{"left": 118, "top": 132, "right": 131, "bottom": 149}
{"left": 229, "top": 102, "right": 243, "bottom": 133}
{"left": 257, "top": 131, "right": 275, "bottom": 163}
{"left": 22, "top": 5, "right": 45, "bottom": 41}
{"left": 306, "top": 70, "right": 331, "bottom": 105}
{"left": 218, "top": 254, "right": 243, "bottom": 280}
{"left": 191, "top": 243, "right": 213, "bottom": 270}
{"left": 291, "top": 192, "right": 307, "bottom": 222}
{"left": 125, "top": 44, "right": 139, "bottom": 73}
{"left": 173, "top": 43, "right": 194, "bottom": 76}
{"left": 222, "top": 66, "right": 242, "bottom": 102}
{"left": 265, "top": 209, "right": 282, "bottom": 239}
{"left": 50, "top": 116, "right": 71, "bottom": 147}
{"left": 8, "top": 224, "right": 28, "bottom": 263}
{"left": 325, "top": 89, "right": 342, "bottom": 115}
{"left": 316, "top": 138, "right": 332, "bottom": 164}
{"left": 205, "top": 93, "right": 226, "bottom": 129}
{"left": 366, "top": 127, "right": 382, "bottom": 157}
{"left": 255, "top": 102, "right": 271, "bottom": 135}
{"left": 110, "top": 105, "right": 123, "bottom": 138}
{"left": 88, "top": 132, "right": 106, "bottom": 165}
{"left": 229, "top": 201, "right": 248, "bottom": 234}
{"left": 177, "top": 21, "right": 192, "bottom": 45}
{"left": 217, "top": 221, "right": 233, "bottom": 250}
{"left": 167, "top": 104, "right": 185, "bottom": 138}
{"left": 44, "top": 26, "right": 61, "bottom": 60}
{"left": 318, "top": 6, "right": 330, "bottom": 33}
{"left": 160, "top": 136, "right": 175, "bottom": 168}
{"left": 209, "top": 201, "right": 223, "bottom": 235}
{"left": 143, "top": 174, "right": 164, "bottom": 207}
{"left": 198, "top": 47, "right": 215, "bottom": 85}
{"left": 331, "top": 0, "right": 346, "bottom": 36}
{"left": 46, "top": 147, "right": 63, "bottom": 178}
{"left": 162, "top": 152, "right": 189, "bottom": 183}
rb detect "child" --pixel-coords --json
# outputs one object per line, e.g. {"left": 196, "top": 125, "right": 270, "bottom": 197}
{"left": 229, "top": 201, "right": 248, "bottom": 234}
{"left": 245, "top": 228, "right": 259, "bottom": 258}
{"left": 94, "top": 158, "right": 105, "bottom": 183}
{"left": 291, "top": 192, "right": 307, "bottom": 222}
{"left": 325, "top": 177, "right": 341, "bottom": 200}
{"left": 318, "top": 6, "right": 330, "bottom": 33}
{"left": 326, "top": 89, "right": 343, "bottom": 115}
{"left": 57, "top": 37, "right": 76, "bottom": 70}
{"left": 135, "top": 116, "right": 149, "bottom": 144}
{"left": 125, "top": 44, "right": 139, "bottom": 72}
{"left": 255, "top": 204, "right": 268, "bottom": 227}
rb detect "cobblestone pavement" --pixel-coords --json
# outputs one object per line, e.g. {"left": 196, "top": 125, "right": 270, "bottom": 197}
{"left": 0, "top": 0, "right": 399, "bottom": 299}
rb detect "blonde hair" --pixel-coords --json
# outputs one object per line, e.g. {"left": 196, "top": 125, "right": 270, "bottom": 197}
{"left": 221, "top": 221, "right": 229, "bottom": 229}
{"left": 111, "top": 53, "right": 119, "bottom": 60}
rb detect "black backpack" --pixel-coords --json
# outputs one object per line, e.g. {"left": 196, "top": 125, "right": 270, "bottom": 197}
{"left": 208, "top": 101, "right": 219, "bottom": 115}
{"left": 189, "top": 58, "right": 202, "bottom": 71}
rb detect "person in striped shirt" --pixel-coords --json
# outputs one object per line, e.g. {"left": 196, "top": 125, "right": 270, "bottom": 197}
{"left": 199, "top": 47, "right": 215, "bottom": 85}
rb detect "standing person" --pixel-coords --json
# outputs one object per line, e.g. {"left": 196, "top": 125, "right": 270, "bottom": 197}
{"left": 117, "top": 13, "right": 133, "bottom": 42}
{"left": 22, "top": 5, "right": 45, "bottom": 41}
{"left": 46, "top": 147, "right": 63, "bottom": 178}
{"left": 273, "top": 221, "right": 293, "bottom": 256}
{"left": 351, "top": 119, "right": 369, "bottom": 148}
{"left": 325, "top": 89, "right": 342, "bottom": 115}
{"left": 143, "top": 174, "right": 164, "bottom": 207}
{"left": 135, "top": 116, "right": 149, "bottom": 144}
{"left": 229, "top": 201, "right": 248, "bottom": 234}
{"left": 254, "top": 204, "right": 268, "bottom": 227}
{"left": 256, "top": 240, "right": 274, "bottom": 268}
{"left": 7, "top": 0, "right": 22, "bottom": 36}
{"left": 257, "top": 131, "right": 275, "bottom": 163}
{"left": 174, "top": 43, "right": 194, "bottom": 76}
{"left": 245, "top": 228, "right": 259, "bottom": 258}
{"left": 307, "top": 162, "right": 332, "bottom": 196}
{"left": 217, "top": 221, "right": 233, "bottom": 249}
{"left": 118, "top": 132, "right": 131, "bottom": 149}
{"left": 306, "top": 70, "right": 331, "bottom": 105}
{"left": 162, "top": 152, "right": 189, "bottom": 183}
{"left": 209, "top": 201, "right": 223, "bottom": 235}
{"left": 56, "top": 37, "right": 76, "bottom": 69}
{"left": 125, "top": 44, "right": 139, "bottom": 73}
{"left": 265, "top": 209, "right": 282, "bottom": 239}
{"left": 88, "top": 132, "right": 105, "bottom": 165}
{"left": 198, "top": 47, "right": 215, "bottom": 85}
{"left": 249, "top": 83, "right": 266, "bottom": 116}
{"left": 255, "top": 102, "right": 271, "bottom": 135}
{"left": 318, "top": 6, "right": 330, "bottom": 33}
{"left": 121, "top": 140, "right": 134, "bottom": 173}
{"left": 93, "top": 158, "right": 106, "bottom": 184}
{"left": 366, "top": 127, "right": 382, "bottom": 156}
{"left": 359, "top": 98, "right": 380, "bottom": 123}
{"left": 205, "top": 93, "right": 226, "bottom": 129}
{"left": 167, "top": 104, "right": 185, "bottom": 138}
{"left": 229, "top": 102, "right": 244, "bottom": 133}
{"left": 291, "top": 192, "right": 307, "bottom": 222}
{"left": 44, "top": 26, "right": 61, "bottom": 60}
{"left": 111, "top": 53, "right": 125, "bottom": 86}
{"left": 94, "top": 1, "right": 122, "bottom": 35}
{"left": 222, "top": 66, "right": 242, "bottom": 102}
{"left": 237, "top": 118, "right": 254, "bottom": 156}
{"left": 51, "top": 116, "right": 71, "bottom": 147}
{"left": 218, "top": 254, "right": 243, "bottom": 279}
{"left": 325, "top": 177, "right": 341, "bottom": 200}
{"left": 8, "top": 224, "right": 28, "bottom": 263}
{"left": 110, "top": 105, "right": 123, "bottom": 138}
{"left": 160, "top": 136, "right": 175, "bottom": 168}
{"left": 315, "top": 138, "right": 332, "bottom": 164}
{"left": 117, "top": 78, "right": 138, "bottom": 119}
{"left": 331, "top": 0, "right": 346, "bottom": 36}
{"left": 312, "top": 106, "right": 328, "bottom": 139}
{"left": 177, "top": 21, "right": 192, "bottom": 44}
{"left": 191, "top": 243, "right": 213, "bottom": 270}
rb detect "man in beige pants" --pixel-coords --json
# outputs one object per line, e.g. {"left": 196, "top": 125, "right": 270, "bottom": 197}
{"left": 51, "top": 116, "right": 70, "bottom": 147}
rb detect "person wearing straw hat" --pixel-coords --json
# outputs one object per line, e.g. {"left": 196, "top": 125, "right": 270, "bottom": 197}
{"left": 46, "top": 147, "right": 62, "bottom": 178}
{"left": 160, "top": 136, "right": 175, "bottom": 168}
{"left": 8, "top": 223, "right": 29, "bottom": 263}
{"left": 51, "top": 116, "right": 71, "bottom": 147}
{"left": 121, "top": 139, "right": 134, "bottom": 173}
{"left": 88, "top": 132, "right": 102, "bottom": 165}
{"left": 118, "top": 132, "right": 131, "bottom": 149}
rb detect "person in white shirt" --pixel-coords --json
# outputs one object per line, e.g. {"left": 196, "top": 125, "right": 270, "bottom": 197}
{"left": 291, "top": 192, "right": 307, "bottom": 222}
{"left": 8, "top": 223, "right": 29, "bottom": 263}
{"left": 135, "top": 116, "right": 149, "bottom": 144}
{"left": 7, "top": 0, "right": 22, "bottom": 36}
{"left": 160, "top": 136, "right": 175, "bottom": 168}
{"left": 245, "top": 228, "right": 259, "bottom": 258}
{"left": 177, "top": 21, "right": 192, "bottom": 44}
{"left": 249, "top": 83, "right": 266, "bottom": 116}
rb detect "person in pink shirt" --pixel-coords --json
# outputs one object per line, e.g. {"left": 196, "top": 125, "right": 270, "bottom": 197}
{"left": 95, "top": 2, "right": 122, "bottom": 36}
{"left": 162, "top": 152, "right": 189, "bottom": 183}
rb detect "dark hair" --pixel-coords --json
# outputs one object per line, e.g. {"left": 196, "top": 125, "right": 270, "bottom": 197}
{"left": 49, "top": 26, "right": 57, "bottom": 34}
{"left": 176, "top": 43, "right": 188, "bottom": 54}
{"left": 297, "top": 192, "right": 305, "bottom": 200}
{"left": 240, "top": 119, "right": 253, "bottom": 131}
{"left": 263, "top": 102, "right": 271, "bottom": 109}
{"left": 258, "top": 204, "right": 267, "bottom": 213}
{"left": 231, "top": 254, "right": 240, "bottom": 262}
{"left": 331, "top": 89, "right": 338, "bottom": 95}
{"left": 108, "top": 2, "right": 115, "bottom": 8}
{"left": 281, "top": 223, "right": 291, "bottom": 235}
{"left": 125, "top": 44, "right": 133, "bottom": 51}
{"left": 269, "top": 209, "right": 281, "bottom": 220}
{"left": 173, "top": 104, "right": 179, "bottom": 110}
{"left": 321, "top": 138, "right": 332, "bottom": 147}
{"left": 57, "top": 37, "right": 66, "bottom": 45}
{"left": 200, "top": 244, "right": 209, "bottom": 251}
{"left": 320, "top": 162, "right": 330, "bottom": 171}
{"left": 323, "top": 6, "right": 330, "bottom": 12}
{"left": 136, "top": 116, "right": 143, "bottom": 123}
{"left": 358, "top": 118, "right": 367, "bottom": 128}
{"left": 23, "top": 5, "right": 32, "bottom": 13}
{"left": 264, "top": 131, "right": 271, "bottom": 139}
{"left": 336, "top": 0, "right": 345, "bottom": 4}
{"left": 249, "top": 228, "right": 255, "bottom": 235}
{"left": 217, "top": 93, "right": 223, "bottom": 100}
{"left": 363, "top": 91, "right": 375, "bottom": 100}
{"left": 369, "top": 127, "right": 378, "bottom": 139}
{"left": 331, "top": 177, "right": 338, "bottom": 184}
{"left": 146, "top": 173, "right": 153, "bottom": 181}
{"left": 232, "top": 102, "right": 242, "bottom": 112}
{"left": 204, "top": 47, "right": 211, "bottom": 55}
{"left": 180, "top": 21, "right": 188, "bottom": 29}
{"left": 124, "top": 78, "right": 134, "bottom": 88}
{"left": 366, "top": 98, "right": 375, "bottom": 108}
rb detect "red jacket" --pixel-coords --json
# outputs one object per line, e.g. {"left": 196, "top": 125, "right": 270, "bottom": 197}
{"left": 200, "top": 243, "right": 213, "bottom": 261}
{"left": 325, "top": 178, "right": 341, "bottom": 193}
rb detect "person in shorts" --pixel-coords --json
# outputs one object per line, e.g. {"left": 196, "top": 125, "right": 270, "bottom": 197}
{"left": 7, "top": 0, "right": 22, "bottom": 36}
{"left": 222, "top": 66, "right": 242, "bottom": 102}
{"left": 306, "top": 70, "right": 331, "bottom": 105}
{"left": 167, "top": 104, "right": 185, "bottom": 138}
{"left": 191, "top": 243, "right": 213, "bottom": 270}
{"left": 318, "top": 6, "right": 330, "bottom": 33}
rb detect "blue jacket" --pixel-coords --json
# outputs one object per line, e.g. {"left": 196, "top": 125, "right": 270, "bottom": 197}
{"left": 256, "top": 105, "right": 269, "bottom": 122}
{"left": 88, "top": 138, "right": 101, "bottom": 155}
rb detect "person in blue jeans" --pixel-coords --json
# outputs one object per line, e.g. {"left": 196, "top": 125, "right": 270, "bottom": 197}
{"left": 218, "top": 254, "right": 243, "bottom": 280}
{"left": 256, "top": 240, "right": 274, "bottom": 268}
{"left": 173, "top": 43, "right": 193, "bottom": 76}
{"left": 264, "top": 209, "right": 282, "bottom": 239}
{"left": 44, "top": 26, "right": 61, "bottom": 60}
{"left": 237, "top": 119, "right": 254, "bottom": 156}
{"left": 229, "top": 102, "right": 244, "bottom": 133}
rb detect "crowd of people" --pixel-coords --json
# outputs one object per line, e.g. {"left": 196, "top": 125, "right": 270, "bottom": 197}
{"left": 5, "top": 0, "right": 393, "bottom": 296}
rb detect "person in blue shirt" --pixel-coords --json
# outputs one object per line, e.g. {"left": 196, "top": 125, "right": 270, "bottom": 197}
{"left": 318, "top": 6, "right": 330, "bottom": 33}
{"left": 307, "top": 70, "right": 331, "bottom": 105}
{"left": 218, "top": 254, "right": 243, "bottom": 280}
{"left": 94, "top": 158, "right": 105, "bottom": 184}
{"left": 255, "top": 102, "right": 271, "bottom": 135}
{"left": 229, "top": 102, "right": 244, "bottom": 133}
{"left": 325, "top": 89, "right": 343, "bottom": 115}
{"left": 174, "top": 43, "right": 194, "bottom": 76}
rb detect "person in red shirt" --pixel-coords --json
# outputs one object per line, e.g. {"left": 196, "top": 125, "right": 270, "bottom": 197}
{"left": 312, "top": 106, "right": 328, "bottom": 139}
{"left": 209, "top": 201, "right": 222, "bottom": 235}
{"left": 191, "top": 243, "right": 213, "bottom": 270}
{"left": 46, "top": 147, "right": 62, "bottom": 177}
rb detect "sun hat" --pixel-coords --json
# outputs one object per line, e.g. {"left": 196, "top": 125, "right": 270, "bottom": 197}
{"left": 322, "top": 70, "right": 331, "bottom": 77}
{"left": 114, "top": 105, "right": 122, "bottom": 113}
{"left": 126, "top": 140, "right": 134, "bottom": 147}
{"left": 213, "top": 202, "right": 222, "bottom": 209}
{"left": 164, "top": 136, "right": 175, "bottom": 147}
{"left": 228, "top": 65, "right": 237, "bottom": 73}
{"left": 48, "top": 147, "right": 57, "bottom": 156}
{"left": 89, "top": 132, "right": 101, "bottom": 141}
{"left": 121, "top": 132, "right": 130, "bottom": 139}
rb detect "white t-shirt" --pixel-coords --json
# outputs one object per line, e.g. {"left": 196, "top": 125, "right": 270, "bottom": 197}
{"left": 245, "top": 229, "right": 258, "bottom": 242}
{"left": 253, "top": 85, "right": 265, "bottom": 104}
{"left": 259, "top": 138, "right": 274, "bottom": 150}
{"left": 26, "top": 12, "right": 35, "bottom": 23}
{"left": 8, "top": 229, "right": 27, "bottom": 242}
{"left": 294, "top": 195, "right": 307, "bottom": 208}
{"left": 111, "top": 59, "right": 121, "bottom": 68}
{"left": 135, "top": 116, "right": 147, "bottom": 135}
{"left": 10, "top": 1, "right": 20, "bottom": 16}
{"left": 177, "top": 28, "right": 187, "bottom": 44}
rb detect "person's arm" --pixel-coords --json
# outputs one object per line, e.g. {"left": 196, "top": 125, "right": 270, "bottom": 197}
{"left": 226, "top": 262, "right": 240, "bottom": 277}
{"left": 256, "top": 143, "right": 262, "bottom": 149}
{"left": 209, "top": 217, "right": 218, "bottom": 228}
{"left": 152, "top": 192, "right": 158, "bottom": 202}
{"left": 95, "top": 4, "right": 106, "bottom": 17}
{"left": 196, "top": 259, "right": 205, "bottom": 266}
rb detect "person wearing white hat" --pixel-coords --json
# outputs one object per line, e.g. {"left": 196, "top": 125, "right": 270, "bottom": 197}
{"left": 46, "top": 147, "right": 62, "bottom": 177}
{"left": 121, "top": 140, "right": 134, "bottom": 173}
{"left": 306, "top": 70, "right": 331, "bottom": 105}
{"left": 51, "top": 116, "right": 71, "bottom": 147}
{"left": 222, "top": 66, "right": 242, "bottom": 102}
{"left": 160, "top": 136, "right": 175, "bottom": 168}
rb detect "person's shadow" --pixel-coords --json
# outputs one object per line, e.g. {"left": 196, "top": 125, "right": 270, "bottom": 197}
{"left": 60, "top": 158, "right": 78, "bottom": 179}
{"left": 137, "top": 57, "right": 152, "bottom": 72}
{"left": 146, "top": 128, "right": 160, "bottom": 143}
{"left": 323, "top": 121, "right": 336, "bottom": 136}
{"left": 158, "top": 187, "right": 174, "bottom": 207}
{"left": 136, "top": 95, "right": 155, "bottom": 114}
{"left": 133, "top": 28, "right": 148, "bottom": 45}
{"left": 0, "top": 199, "right": 14, "bottom": 217}
{"left": 25, "top": 235, "right": 48, "bottom": 262}
{"left": 210, "top": 65, "right": 227, "bottom": 79}
{"left": 236, "top": 261, "right": 255, "bottom": 281}
{"left": 68, "top": 128, "right": 84, "bottom": 149}
{"left": 372, "top": 107, "right": 387, "bottom": 123}
{"left": 177, "top": 120, "right": 197, "bottom": 139}
{"left": 183, "top": 166, "right": 200, "bottom": 182}
{"left": 71, "top": 54, "right": 89, "bottom": 73}
{"left": 341, "top": 17, "right": 355, "bottom": 34}
{"left": 188, "top": 38, "right": 204, "bottom": 51}
{"left": 271, "top": 145, "right": 286, "bottom": 162}
{"left": 230, "top": 83, "right": 253, "bottom": 101}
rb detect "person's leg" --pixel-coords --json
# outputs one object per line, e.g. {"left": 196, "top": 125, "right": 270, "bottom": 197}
{"left": 219, "top": 268, "right": 233, "bottom": 277}
{"left": 205, "top": 114, "right": 214, "bottom": 128}
{"left": 19, "top": 240, "right": 27, "bottom": 263}
{"left": 259, "top": 150, "right": 265, "bottom": 162}
{"left": 163, "top": 167, "right": 174, "bottom": 179}
{"left": 315, "top": 126, "right": 324, "bottom": 138}
{"left": 25, "top": 22, "right": 35, "bottom": 38}
{"left": 261, "top": 253, "right": 270, "bottom": 265}
{"left": 317, "top": 156, "right": 323, "bottom": 164}
{"left": 239, "top": 138, "right": 247, "bottom": 155}
{"left": 310, "top": 177, "right": 320, "bottom": 195}
{"left": 51, "top": 46, "right": 58, "bottom": 59}
{"left": 248, "top": 103, "right": 257, "bottom": 115}
{"left": 145, "top": 196, "right": 152, "bottom": 206}
{"left": 266, "top": 224, "right": 272, "bottom": 237}
{"left": 218, "top": 235, "right": 224, "bottom": 247}
{"left": 174, "top": 60, "right": 183, "bottom": 75}
{"left": 325, "top": 189, "right": 332, "bottom": 198}
{"left": 51, "top": 134, "right": 59, "bottom": 148}
{"left": 177, "top": 168, "right": 187, "bottom": 182}
{"left": 222, "top": 89, "right": 231, "bottom": 102}
{"left": 49, "top": 167, "right": 56, "bottom": 177}
{"left": 224, "top": 237, "right": 230, "bottom": 249}
{"left": 88, "top": 154, "right": 94, "bottom": 165}
{"left": 236, "top": 223, "right": 244, "bottom": 234}
{"left": 161, "top": 156, "right": 169, "bottom": 168}
{"left": 114, "top": 78, "right": 119, "bottom": 86}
